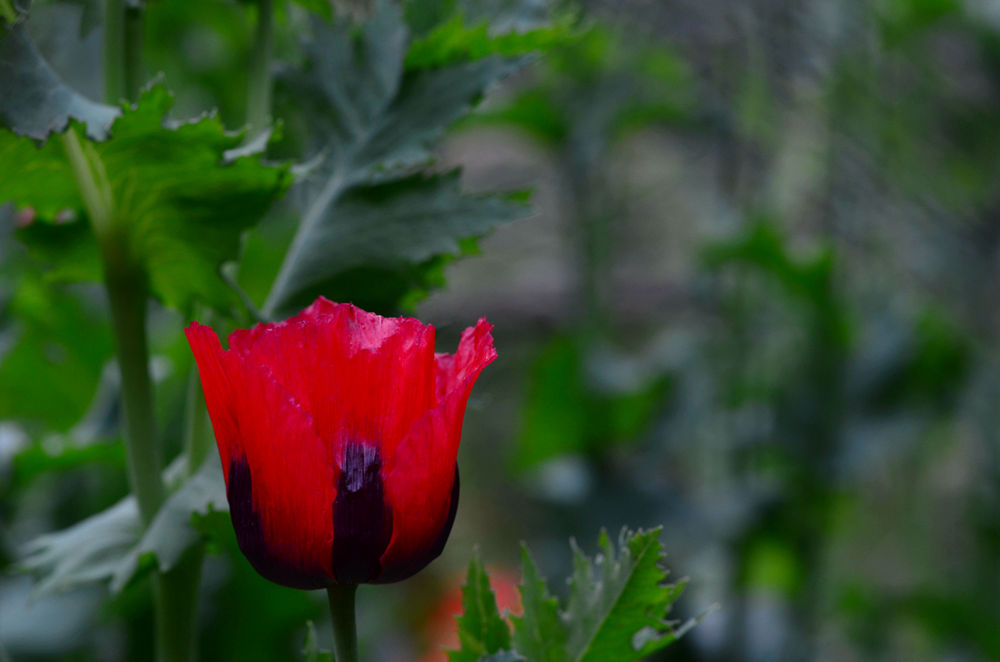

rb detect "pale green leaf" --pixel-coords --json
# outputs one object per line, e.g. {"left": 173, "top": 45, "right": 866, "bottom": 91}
{"left": 0, "top": 22, "right": 118, "bottom": 140}
{"left": 19, "top": 498, "right": 140, "bottom": 597}
{"left": 110, "top": 454, "right": 228, "bottom": 591}
{"left": 20, "top": 455, "right": 230, "bottom": 597}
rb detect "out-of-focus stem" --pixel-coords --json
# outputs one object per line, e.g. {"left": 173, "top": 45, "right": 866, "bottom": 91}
{"left": 154, "top": 552, "right": 204, "bottom": 662}
{"left": 63, "top": 126, "right": 200, "bottom": 662}
{"left": 247, "top": 0, "right": 274, "bottom": 135}
{"left": 327, "top": 585, "right": 359, "bottom": 662}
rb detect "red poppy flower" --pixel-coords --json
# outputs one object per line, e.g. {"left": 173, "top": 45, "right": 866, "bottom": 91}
{"left": 185, "top": 297, "right": 495, "bottom": 588}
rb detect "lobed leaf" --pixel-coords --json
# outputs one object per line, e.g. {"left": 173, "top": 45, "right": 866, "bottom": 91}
{"left": 19, "top": 498, "right": 140, "bottom": 597}
{"left": 110, "top": 454, "right": 228, "bottom": 591}
{"left": 263, "top": 0, "right": 527, "bottom": 316}
{"left": 564, "top": 529, "right": 689, "bottom": 662}
{"left": 450, "top": 554, "right": 512, "bottom": 662}
{"left": 20, "top": 454, "right": 229, "bottom": 598}
{"left": 454, "top": 529, "right": 693, "bottom": 662}
{"left": 510, "top": 547, "right": 567, "bottom": 662}
{"left": 0, "top": 84, "right": 290, "bottom": 315}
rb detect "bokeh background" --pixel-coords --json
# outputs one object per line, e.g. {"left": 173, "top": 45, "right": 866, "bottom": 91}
{"left": 3, "top": 0, "right": 1000, "bottom": 661}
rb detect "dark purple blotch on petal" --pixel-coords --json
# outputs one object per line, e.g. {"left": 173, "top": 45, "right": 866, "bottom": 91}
{"left": 227, "top": 457, "right": 329, "bottom": 590}
{"left": 331, "top": 444, "right": 394, "bottom": 584}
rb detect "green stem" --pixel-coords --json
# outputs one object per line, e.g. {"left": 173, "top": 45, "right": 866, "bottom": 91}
{"left": 104, "top": 0, "right": 125, "bottom": 103}
{"left": 61, "top": 128, "right": 163, "bottom": 523}
{"left": 154, "top": 550, "right": 204, "bottom": 662}
{"left": 247, "top": 0, "right": 274, "bottom": 135}
{"left": 62, "top": 127, "right": 199, "bottom": 662}
{"left": 103, "top": 236, "right": 164, "bottom": 524}
{"left": 124, "top": 4, "right": 145, "bottom": 100}
{"left": 326, "top": 585, "right": 359, "bottom": 662}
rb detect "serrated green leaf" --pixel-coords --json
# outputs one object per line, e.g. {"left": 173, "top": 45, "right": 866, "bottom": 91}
{"left": 450, "top": 554, "right": 512, "bottom": 662}
{"left": 20, "top": 454, "right": 230, "bottom": 597}
{"left": 511, "top": 546, "right": 568, "bottom": 662}
{"left": 110, "top": 454, "right": 228, "bottom": 591}
{"left": 264, "top": 0, "right": 525, "bottom": 315}
{"left": 564, "top": 528, "right": 688, "bottom": 662}
{"left": 274, "top": 171, "right": 528, "bottom": 314}
{"left": 0, "top": 22, "right": 119, "bottom": 140}
{"left": 0, "top": 84, "right": 290, "bottom": 314}
{"left": 19, "top": 498, "right": 140, "bottom": 597}
{"left": 301, "top": 621, "right": 333, "bottom": 662}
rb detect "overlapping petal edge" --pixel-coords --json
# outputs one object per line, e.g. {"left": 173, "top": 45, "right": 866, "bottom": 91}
{"left": 185, "top": 297, "right": 496, "bottom": 588}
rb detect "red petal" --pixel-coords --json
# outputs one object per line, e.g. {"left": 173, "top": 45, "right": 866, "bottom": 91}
{"left": 186, "top": 323, "right": 240, "bottom": 479}
{"left": 379, "top": 319, "right": 496, "bottom": 578}
{"left": 227, "top": 299, "right": 436, "bottom": 460}
{"left": 186, "top": 322, "right": 336, "bottom": 583}
{"left": 434, "top": 319, "right": 497, "bottom": 406}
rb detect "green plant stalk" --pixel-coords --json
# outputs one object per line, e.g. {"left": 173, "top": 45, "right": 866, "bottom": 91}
{"left": 102, "top": 235, "right": 164, "bottom": 524}
{"left": 61, "top": 129, "right": 163, "bottom": 523}
{"left": 62, "top": 127, "right": 200, "bottom": 662}
{"left": 154, "top": 550, "right": 204, "bottom": 662}
{"left": 104, "top": 0, "right": 125, "bottom": 103}
{"left": 247, "top": 0, "right": 274, "bottom": 135}
{"left": 327, "top": 585, "right": 359, "bottom": 662}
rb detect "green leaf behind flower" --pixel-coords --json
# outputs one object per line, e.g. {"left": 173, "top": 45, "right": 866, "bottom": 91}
{"left": 0, "top": 84, "right": 290, "bottom": 315}
{"left": 20, "top": 455, "right": 229, "bottom": 597}
{"left": 260, "top": 0, "right": 528, "bottom": 316}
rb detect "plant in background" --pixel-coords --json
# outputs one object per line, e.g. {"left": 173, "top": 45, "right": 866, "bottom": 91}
{"left": 0, "top": 0, "right": 700, "bottom": 661}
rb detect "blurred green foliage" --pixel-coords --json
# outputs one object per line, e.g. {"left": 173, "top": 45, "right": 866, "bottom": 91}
{"left": 3, "top": 0, "right": 1000, "bottom": 661}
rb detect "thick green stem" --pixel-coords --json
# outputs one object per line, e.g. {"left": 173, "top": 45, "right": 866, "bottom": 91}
{"left": 154, "top": 550, "right": 204, "bottom": 662}
{"left": 247, "top": 0, "right": 274, "bottom": 135}
{"left": 103, "top": 238, "right": 164, "bottom": 524}
{"left": 62, "top": 127, "right": 198, "bottom": 662}
{"left": 61, "top": 128, "right": 163, "bottom": 522}
{"left": 327, "top": 585, "right": 359, "bottom": 662}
